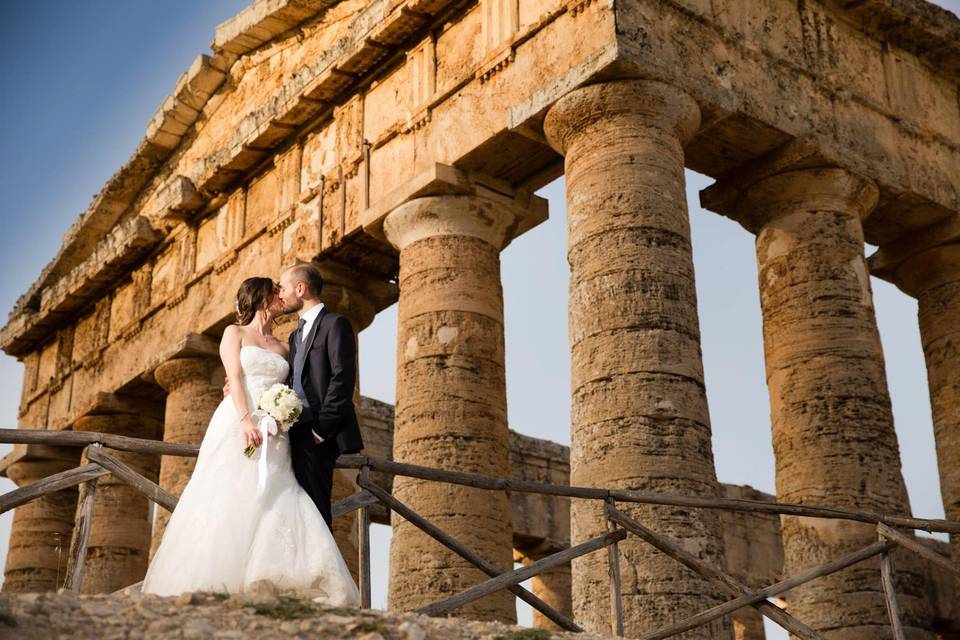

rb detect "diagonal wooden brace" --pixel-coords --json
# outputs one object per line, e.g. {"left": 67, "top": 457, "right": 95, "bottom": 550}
{"left": 605, "top": 504, "right": 823, "bottom": 640}
{"left": 358, "top": 475, "right": 582, "bottom": 632}
{"left": 87, "top": 445, "right": 179, "bottom": 512}
{"left": 417, "top": 529, "right": 626, "bottom": 617}
{"left": 636, "top": 537, "right": 896, "bottom": 640}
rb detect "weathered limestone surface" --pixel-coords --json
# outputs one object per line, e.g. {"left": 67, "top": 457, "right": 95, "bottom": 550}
{"left": 0, "top": 460, "right": 78, "bottom": 593}
{"left": 74, "top": 413, "right": 163, "bottom": 594}
{"left": 543, "top": 79, "right": 729, "bottom": 638}
{"left": 151, "top": 356, "right": 225, "bottom": 557}
{"left": 382, "top": 195, "right": 521, "bottom": 623}
{"left": 722, "top": 167, "right": 931, "bottom": 638}
{"left": 892, "top": 244, "right": 960, "bottom": 564}
{"left": 0, "top": 590, "right": 614, "bottom": 640}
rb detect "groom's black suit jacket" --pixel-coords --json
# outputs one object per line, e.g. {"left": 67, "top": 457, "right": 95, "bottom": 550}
{"left": 286, "top": 306, "right": 364, "bottom": 454}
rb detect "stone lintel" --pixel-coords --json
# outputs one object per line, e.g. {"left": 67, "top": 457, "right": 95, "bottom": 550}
{"left": 868, "top": 217, "right": 960, "bottom": 290}
{"left": 361, "top": 162, "right": 549, "bottom": 245}
{"left": 139, "top": 333, "right": 221, "bottom": 385}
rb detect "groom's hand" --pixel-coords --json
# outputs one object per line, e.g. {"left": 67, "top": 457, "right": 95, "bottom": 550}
{"left": 223, "top": 377, "right": 230, "bottom": 397}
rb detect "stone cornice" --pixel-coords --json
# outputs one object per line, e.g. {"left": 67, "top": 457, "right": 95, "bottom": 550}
{"left": 836, "top": 0, "right": 960, "bottom": 80}
{"left": 4, "top": 0, "right": 342, "bottom": 329}
{"left": 0, "top": 217, "right": 161, "bottom": 356}
{"left": 2, "top": 0, "right": 460, "bottom": 357}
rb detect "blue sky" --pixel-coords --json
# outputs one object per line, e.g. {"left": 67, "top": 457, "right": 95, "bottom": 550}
{"left": 0, "top": 1, "right": 957, "bottom": 635}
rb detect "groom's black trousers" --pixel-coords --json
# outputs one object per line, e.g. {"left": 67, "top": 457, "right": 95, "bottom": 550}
{"left": 289, "top": 424, "right": 338, "bottom": 529}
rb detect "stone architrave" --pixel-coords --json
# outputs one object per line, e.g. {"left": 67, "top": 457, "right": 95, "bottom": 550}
{"left": 151, "top": 355, "right": 225, "bottom": 557}
{"left": 734, "top": 167, "right": 932, "bottom": 638}
{"left": 543, "top": 79, "right": 730, "bottom": 638}
{"left": 382, "top": 194, "right": 519, "bottom": 623}
{"left": 74, "top": 412, "right": 163, "bottom": 593}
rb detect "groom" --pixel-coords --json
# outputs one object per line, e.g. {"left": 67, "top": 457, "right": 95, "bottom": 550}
{"left": 276, "top": 261, "right": 364, "bottom": 528}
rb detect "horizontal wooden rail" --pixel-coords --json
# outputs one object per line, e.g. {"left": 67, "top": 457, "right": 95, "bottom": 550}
{"left": 338, "top": 455, "right": 960, "bottom": 534}
{"left": 0, "top": 428, "right": 199, "bottom": 457}
{"left": 0, "top": 463, "right": 110, "bottom": 514}
{"left": 2, "top": 430, "right": 956, "bottom": 534}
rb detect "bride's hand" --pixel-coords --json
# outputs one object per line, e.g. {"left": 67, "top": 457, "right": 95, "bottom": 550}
{"left": 242, "top": 416, "right": 262, "bottom": 448}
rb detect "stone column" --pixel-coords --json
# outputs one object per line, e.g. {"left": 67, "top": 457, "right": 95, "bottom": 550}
{"left": 894, "top": 243, "right": 960, "bottom": 563}
{"left": 735, "top": 167, "right": 931, "bottom": 637}
{"left": 74, "top": 412, "right": 162, "bottom": 593}
{"left": 515, "top": 550, "right": 572, "bottom": 631}
{"left": 543, "top": 79, "right": 729, "bottom": 637}
{"left": 382, "top": 195, "right": 517, "bottom": 622}
{"left": 1, "top": 459, "right": 78, "bottom": 592}
{"left": 151, "top": 356, "right": 224, "bottom": 557}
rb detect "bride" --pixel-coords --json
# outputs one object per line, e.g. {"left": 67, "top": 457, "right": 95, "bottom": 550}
{"left": 141, "top": 276, "right": 360, "bottom": 605}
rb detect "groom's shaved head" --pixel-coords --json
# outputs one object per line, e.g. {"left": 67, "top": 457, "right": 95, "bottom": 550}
{"left": 283, "top": 261, "right": 324, "bottom": 298}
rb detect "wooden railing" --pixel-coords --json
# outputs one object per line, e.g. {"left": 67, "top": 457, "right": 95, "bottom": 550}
{"left": 1, "top": 428, "right": 958, "bottom": 640}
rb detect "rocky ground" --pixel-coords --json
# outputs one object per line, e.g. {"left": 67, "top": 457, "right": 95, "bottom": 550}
{"left": 0, "top": 591, "right": 609, "bottom": 640}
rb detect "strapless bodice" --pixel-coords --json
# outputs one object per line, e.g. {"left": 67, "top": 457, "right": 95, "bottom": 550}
{"left": 240, "top": 346, "right": 290, "bottom": 401}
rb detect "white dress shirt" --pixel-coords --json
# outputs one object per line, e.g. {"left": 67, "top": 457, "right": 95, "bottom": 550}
{"left": 297, "top": 303, "right": 325, "bottom": 443}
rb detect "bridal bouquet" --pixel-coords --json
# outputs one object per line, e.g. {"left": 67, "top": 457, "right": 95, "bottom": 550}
{"left": 243, "top": 383, "right": 303, "bottom": 457}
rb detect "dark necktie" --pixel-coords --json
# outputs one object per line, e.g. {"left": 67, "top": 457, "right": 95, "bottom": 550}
{"left": 293, "top": 317, "right": 310, "bottom": 408}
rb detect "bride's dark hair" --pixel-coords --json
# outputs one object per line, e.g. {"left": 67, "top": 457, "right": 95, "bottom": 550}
{"left": 235, "top": 277, "right": 278, "bottom": 325}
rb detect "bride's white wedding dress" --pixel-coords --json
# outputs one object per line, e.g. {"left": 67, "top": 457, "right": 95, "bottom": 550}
{"left": 141, "top": 345, "right": 360, "bottom": 605}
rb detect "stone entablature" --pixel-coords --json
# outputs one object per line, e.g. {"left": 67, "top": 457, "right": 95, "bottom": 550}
{"left": 3, "top": 0, "right": 959, "bottom": 363}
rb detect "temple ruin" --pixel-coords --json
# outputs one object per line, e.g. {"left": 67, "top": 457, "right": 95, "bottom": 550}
{"left": 1, "top": 0, "right": 959, "bottom": 637}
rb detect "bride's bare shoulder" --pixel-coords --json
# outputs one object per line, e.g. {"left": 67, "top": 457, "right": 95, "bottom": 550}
{"left": 221, "top": 324, "right": 245, "bottom": 345}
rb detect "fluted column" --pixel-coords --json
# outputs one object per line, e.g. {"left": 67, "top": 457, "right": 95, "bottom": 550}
{"left": 151, "top": 356, "right": 224, "bottom": 557}
{"left": 382, "top": 195, "right": 517, "bottom": 622}
{"left": 2, "top": 459, "right": 79, "bottom": 592}
{"left": 543, "top": 79, "right": 729, "bottom": 637}
{"left": 74, "top": 412, "right": 162, "bottom": 592}
{"left": 894, "top": 243, "right": 960, "bottom": 563}
{"left": 736, "top": 168, "right": 931, "bottom": 637}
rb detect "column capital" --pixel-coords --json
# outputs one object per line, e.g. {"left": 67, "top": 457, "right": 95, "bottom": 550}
{"left": 383, "top": 194, "right": 530, "bottom": 252}
{"left": 361, "top": 163, "right": 547, "bottom": 249}
{"left": 154, "top": 356, "right": 224, "bottom": 393}
{"left": 888, "top": 242, "right": 960, "bottom": 298}
{"left": 543, "top": 79, "right": 700, "bottom": 155}
{"left": 4, "top": 458, "right": 78, "bottom": 486}
{"left": 868, "top": 215, "right": 960, "bottom": 296}
{"left": 314, "top": 259, "right": 399, "bottom": 332}
{"left": 701, "top": 139, "right": 884, "bottom": 234}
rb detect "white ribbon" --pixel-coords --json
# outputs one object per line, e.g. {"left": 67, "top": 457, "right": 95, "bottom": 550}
{"left": 251, "top": 409, "right": 278, "bottom": 498}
